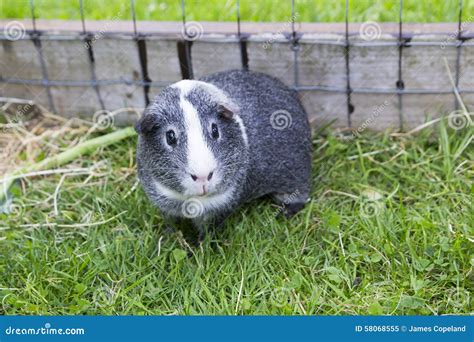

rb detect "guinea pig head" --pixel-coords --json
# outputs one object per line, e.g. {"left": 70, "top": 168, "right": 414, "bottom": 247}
{"left": 135, "top": 80, "right": 248, "bottom": 200}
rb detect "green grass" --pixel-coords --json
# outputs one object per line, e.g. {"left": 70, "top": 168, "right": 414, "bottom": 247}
{"left": 0, "top": 119, "right": 472, "bottom": 315}
{"left": 1, "top": 0, "right": 473, "bottom": 23}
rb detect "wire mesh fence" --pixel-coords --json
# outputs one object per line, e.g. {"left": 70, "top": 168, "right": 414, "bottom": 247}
{"left": 1, "top": 0, "right": 473, "bottom": 130}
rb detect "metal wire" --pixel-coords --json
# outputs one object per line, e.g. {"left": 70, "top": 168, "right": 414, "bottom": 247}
{"left": 79, "top": 0, "right": 105, "bottom": 110}
{"left": 28, "top": 0, "right": 56, "bottom": 113}
{"left": 291, "top": 0, "right": 299, "bottom": 87}
{"left": 131, "top": 0, "right": 138, "bottom": 36}
{"left": 0, "top": 78, "right": 170, "bottom": 87}
{"left": 344, "top": 0, "right": 354, "bottom": 127}
{"left": 236, "top": 0, "right": 249, "bottom": 70}
{"left": 29, "top": 0, "right": 37, "bottom": 32}
{"left": 180, "top": 0, "right": 193, "bottom": 79}
{"left": 2, "top": 31, "right": 474, "bottom": 46}
{"left": 131, "top": 0, "right": 151, "bottom": 105}
{"left": 291, "top": 0, "right": 296, "bottom": 42}
{"left": 237, "top": 0, "right": 241, "bottom": 38}
{"left": 2, "top": 1, "right": 474, "bottom": 114}
{"left": 4, "top": 77, "right": 474, "bottom": 95}
{"left": 181, "top": 0, "right": 186, "bottom": 34}
{"left": 454, "top": 0, "right": 463, "bottom": 110}
{"left": 397, "top": 0, "right": 404, "bottom": 131}
{"left": 79, "top": 0, "right": 86, "bottom": 33}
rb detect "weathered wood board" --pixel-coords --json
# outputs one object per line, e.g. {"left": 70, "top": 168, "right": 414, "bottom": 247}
{"left": 146, "top": 38, "right": 182, "bottom": 83}
{"left": 192, "top": 39, "right": 242, "bottom": 78}
{"left": 1, "top": 20, "right": 473, "bottom": 131}
{"left": 92, "top": 38, "right": 146, "bottom": 112}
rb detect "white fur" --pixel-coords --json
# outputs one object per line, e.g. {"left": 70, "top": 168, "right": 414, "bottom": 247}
{"left": 200, "top": 82, "right": 248, "bottom": 147}
{"left": 172, "top": 80, "right": 248, "bottom": 147}
{"left": 172, "top": 80, "right": 217, "bottom": 195}
{"left": 153, "top": 179, "right": 235, "bottom": 211}
{"left": 233, "top": 114, "right": 248, "bottom": 147}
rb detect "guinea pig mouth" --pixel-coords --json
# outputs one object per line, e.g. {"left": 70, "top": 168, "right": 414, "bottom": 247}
{"left": 193, "top": 185, "right": 212, "bottom": 197}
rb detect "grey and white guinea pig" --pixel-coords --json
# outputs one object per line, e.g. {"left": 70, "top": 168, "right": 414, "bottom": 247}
{"left": 135, "top": 69, "right": 312, "bottom": 238}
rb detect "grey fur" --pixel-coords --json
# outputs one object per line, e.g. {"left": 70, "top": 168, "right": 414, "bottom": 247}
{"left": 135, "top": 70, "right": 312, "bottom": 236}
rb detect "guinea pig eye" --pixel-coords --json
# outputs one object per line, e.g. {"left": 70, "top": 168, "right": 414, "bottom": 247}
{"left": 211, "top": 123, "right": 219, "bottom": 139}
{"left": 165, "top": 130, "right": 177, "bottom": 146}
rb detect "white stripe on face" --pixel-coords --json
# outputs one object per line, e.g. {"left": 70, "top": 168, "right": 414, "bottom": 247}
{"left": 172, "top": 81, "right": 217, "bottom": 188}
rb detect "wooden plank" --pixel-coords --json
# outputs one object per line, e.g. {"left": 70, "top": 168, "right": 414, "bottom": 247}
{"left": 0, "top": 83, "right": 49, "bottom": 110}
{"left": 41, "top": 39, "right": 101, "bottom": 116}
{"left": 403, "top": 35, "right": 458, "bottom": 91}
{"left": 50, "top": 86, "right": 100, "bottom": 118}
{"left": 192, "top": 40, "right": 242, "bottom": 79}
{"left": 399, "top": 35, "right": 457, "bottom": 127}
{"left": 348, "top": 33, "right": 399, "bottom": 130}
{"left": 458, "top": 43, "right": 474, "bottom": 121}
{"left": 351, "top": 94, "right": 399, "bottom": 131}
{"left": 403, "top": 93, "right": 455, "bottom": 128}
{"left": 298, "top": 34, "right": 346, "bottom": 88}
{"left": 2, "top": 20, "right": 473, "bottom": 37}
{"left": 41, "top": 40, "right": 91, "bottom": 81}
{"left": 300, "top": 92, "right": 348, "bottom": 129}
{"left": 1, "top": 20, "right": 474, "bottom": 130}
{"left": 350, "top": 35, "right": 399, "bottom": 90}
{"left": 146, "top": 38, "right": 182, "bottom": 83}
{"left": 246, "top": 36, "right": 295, "bottom": 86}
{"left": 0, "top": 40, "right": 42, "bottom": 79}
{"left": 459, "top": 45, "right": 474, "bottom": 90}
{"left": 92, "top": 38, "right": 146, "bottom": 111}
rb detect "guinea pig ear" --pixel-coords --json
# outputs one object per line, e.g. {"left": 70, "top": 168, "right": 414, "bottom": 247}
{"left": 217, "top": 103, "right": 239, "bottom": 120}
{"left": 135, "top": 110, "right": 159, "bottom": 135}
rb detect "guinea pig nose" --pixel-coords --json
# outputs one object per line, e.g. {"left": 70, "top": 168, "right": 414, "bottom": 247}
{"left": 190, "top": 171, "right": 214, "bottom": 182}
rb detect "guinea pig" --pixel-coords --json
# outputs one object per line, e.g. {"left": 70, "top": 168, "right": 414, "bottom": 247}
{"left": 135, "top": 70, "right": 312, "bottom": 239}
